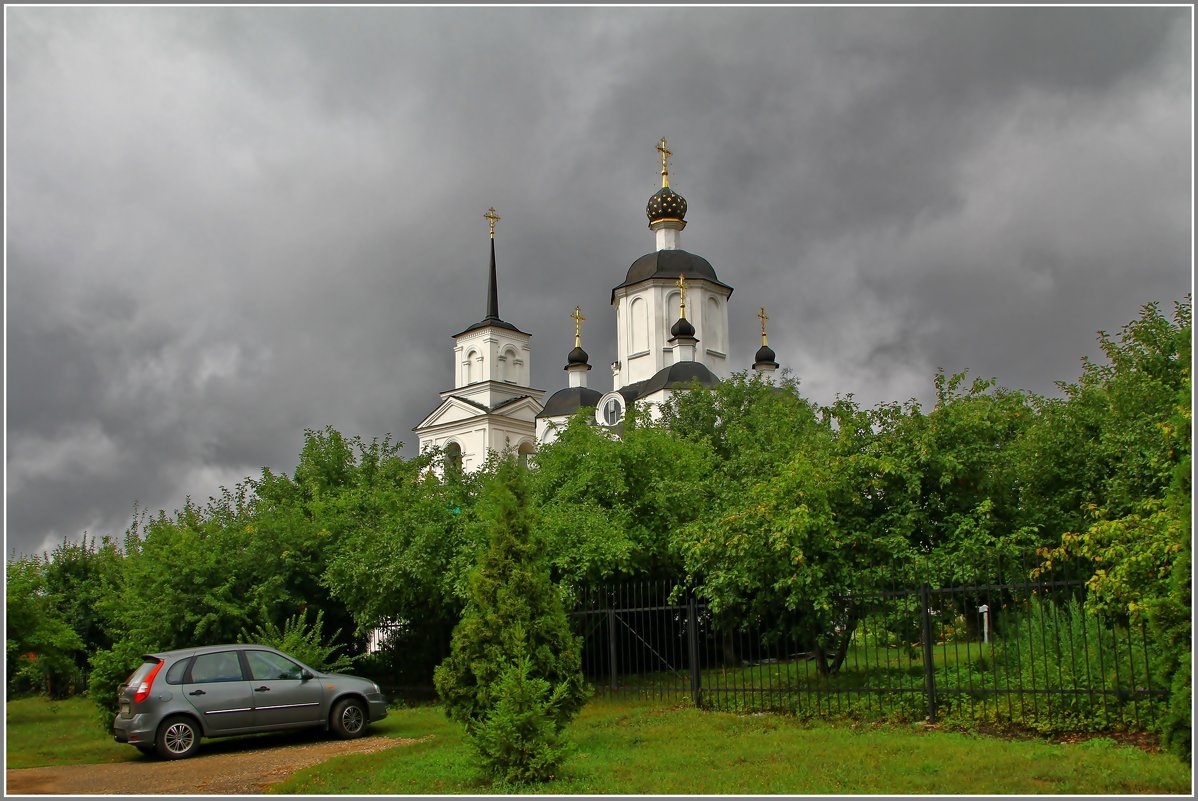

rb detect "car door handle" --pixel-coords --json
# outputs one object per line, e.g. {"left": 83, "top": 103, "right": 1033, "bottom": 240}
{"left": 254, "top": 686, "right": 271, "bottom": 692}
{"left": 189, "top": 690, "right": 206, "bottom": 696}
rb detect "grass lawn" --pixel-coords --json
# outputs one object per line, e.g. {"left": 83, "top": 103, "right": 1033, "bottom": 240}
{"left": 6, "top": 695, "right": 1190, "bottom": 794}
{"left": 3, "top": 695, "right": 417, "bottom": 770}
{"left": 273, "top": 699, "right": 1192, "bottom": 795}
{"left": 5, "top": 696, "right": 140, "bottom": 769}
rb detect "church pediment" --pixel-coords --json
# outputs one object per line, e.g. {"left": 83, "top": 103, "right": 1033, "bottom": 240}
{"left": 415, "top": 394, "right": 544, "bottom": 432}
{"left": 415, "top": 396, "right": 490, "bottom": 430}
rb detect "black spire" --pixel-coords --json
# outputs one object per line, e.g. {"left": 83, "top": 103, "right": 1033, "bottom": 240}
{"left": 486, "top": 236, "right": 500, "bottom": 321}
{"left": 454, "top": 208, "right": 528, "bottom": 337}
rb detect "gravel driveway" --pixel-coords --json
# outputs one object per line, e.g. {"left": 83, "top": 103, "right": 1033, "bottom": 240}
{"left": 5, "top": 730, "right": 422, "bottom": 795}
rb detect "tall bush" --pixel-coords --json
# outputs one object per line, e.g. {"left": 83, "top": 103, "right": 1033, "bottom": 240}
{"left": 434, "top": 460, "right": 587, "bottom": 783}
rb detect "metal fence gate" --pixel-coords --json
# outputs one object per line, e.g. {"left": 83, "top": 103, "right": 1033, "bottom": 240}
{"left": 569, "top": 574, "right": 1170, "bottom": 731}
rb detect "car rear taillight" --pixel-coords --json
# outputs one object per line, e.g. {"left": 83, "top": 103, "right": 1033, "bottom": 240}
{"left": 133, "top": 660, "right": 164, "bottom": 703}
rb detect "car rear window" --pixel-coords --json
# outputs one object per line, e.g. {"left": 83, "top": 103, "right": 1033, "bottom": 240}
{"left": 165, "top": 657, "right": 192, "bottom": 685}
{"left": 125, "top": 659, "right": 160, "bottom": 686}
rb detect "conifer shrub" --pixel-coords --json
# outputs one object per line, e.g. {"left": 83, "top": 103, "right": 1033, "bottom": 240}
{"left": 433, "top": 460, "right": 587, "bottom": 783}
{"left": 470, "top": 651, "right": 578, "bottom": 784}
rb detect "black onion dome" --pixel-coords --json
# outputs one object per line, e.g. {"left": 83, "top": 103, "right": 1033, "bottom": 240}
{"left": 646, "top": 186, "right": 687, "bottom": 224}
{"left": 566, "top": 346, "right": 590, "bottom": 367}
{"left": 612, "top": 249, "right": 732, "bottom": 299}
{"left": 670, "top": 316, "right": 696, "bottom": 339}
{"left": 754, "top": 344, "right": 779, "bottom": 368}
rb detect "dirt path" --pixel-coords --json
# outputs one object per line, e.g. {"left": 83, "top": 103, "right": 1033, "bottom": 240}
{"left": 5, "top": 731, "right": 423, "bottom": 795}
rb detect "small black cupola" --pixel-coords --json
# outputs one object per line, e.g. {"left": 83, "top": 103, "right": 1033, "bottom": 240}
{"left": 753, "top": 307, "right": 780, "bottom": 374}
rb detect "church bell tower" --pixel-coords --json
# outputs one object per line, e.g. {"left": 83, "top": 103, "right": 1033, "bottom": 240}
{"left": 414, "top": 208, "right": 544, "bottom": 471}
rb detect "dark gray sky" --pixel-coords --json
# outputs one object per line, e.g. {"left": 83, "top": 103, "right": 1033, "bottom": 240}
{"left": 5, "top": 7, "right": 1192, "bottom": 558}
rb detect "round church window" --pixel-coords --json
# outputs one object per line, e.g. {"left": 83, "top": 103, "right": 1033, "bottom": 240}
{"left": 601, "top": 396, "right": 624, "bottom": 426}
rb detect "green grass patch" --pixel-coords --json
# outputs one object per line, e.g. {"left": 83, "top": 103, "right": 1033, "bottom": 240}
{"left": 273, "top": 698, "right": 1192, "bottom": 795}
{"left": 7, "top": 695, "right": 1188, "bottom": 794}
{"left": 5, "top": 696, "right": 137, "bottom": 769}
{"left": 4, "top": 695, "right": 418, "bottom": 770}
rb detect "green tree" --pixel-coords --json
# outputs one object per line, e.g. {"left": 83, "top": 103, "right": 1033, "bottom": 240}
{"left": 678, "top": 395, "right": 915, "bottom": 674}
{"left": 320, "top": 440, "right": 494, "bottom": 687}
{"left": 6, "top": 555, "right": 85, "bottom": 697}
{"left": 530, "top": 407, "right": 715, "bottom": 583}
{"left": 434, "top": 460, "right": 587, "bottom": 783}
{"left": 48, "top": 536, "right": 126, "bottom": 645}
{"left": 1037, "top": 298, "right": 1191, "bottom": 757}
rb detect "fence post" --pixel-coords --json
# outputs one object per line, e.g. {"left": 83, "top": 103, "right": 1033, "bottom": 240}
{"left": 607, "top": 608, "right": 618, "bottom": 691}
{"left": 687, "top": 587, "right": 702, "bottom": 707}
{"left": 920, "top": 583, "right": 938, "bottom": 722}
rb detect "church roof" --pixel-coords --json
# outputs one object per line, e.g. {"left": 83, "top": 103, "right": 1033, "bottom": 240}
{"left": 611, "top": 249, "right": 732, "bottom": 301}
{"left": 615, "top": 361, "right": 721, "bottom": 404}
{"left": 454, "top": 317, "right": 528, "bottom": 337}
{"left": 536, "top": 386, "right": 603, "bottom": 419}
{"left": 637, "top": 360, "right": 721, "bottom": 396}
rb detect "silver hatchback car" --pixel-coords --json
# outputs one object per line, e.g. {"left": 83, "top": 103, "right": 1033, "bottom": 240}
{"left": 112, "top": 644, "right": 388, "bottom": 759}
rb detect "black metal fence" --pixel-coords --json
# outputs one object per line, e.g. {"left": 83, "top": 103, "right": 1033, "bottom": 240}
{"left": 569, "top": 572, "right": 1169, "bottom": 732}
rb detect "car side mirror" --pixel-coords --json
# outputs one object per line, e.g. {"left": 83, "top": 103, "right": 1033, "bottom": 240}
{"left": 300, "top": 669, "right": 314, "bottom": 681}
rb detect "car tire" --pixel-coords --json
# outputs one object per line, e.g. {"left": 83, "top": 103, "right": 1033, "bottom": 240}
{"left": 330, "top": 698, "right": 367, "bottom": 739}
{"left": 155, "top": 715, "right": 201, "bottom": 759}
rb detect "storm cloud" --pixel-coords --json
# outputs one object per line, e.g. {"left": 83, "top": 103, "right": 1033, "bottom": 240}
{"left": 5, "top": 7, "right": 1191, "bottom": 557}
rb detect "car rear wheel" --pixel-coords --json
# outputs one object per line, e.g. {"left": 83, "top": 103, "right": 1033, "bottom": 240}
{"left": 330, "top": 698, "right": 367, "bottom": 739}
{"left": 155, "top": 716, "right": 201, "bottom": 759}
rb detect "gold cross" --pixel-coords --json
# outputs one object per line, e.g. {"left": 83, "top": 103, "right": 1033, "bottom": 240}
{"left": 571, "top": 305, "right": 586, "bottom": 348}
{"left": 758, "top": 307, "right": 769, "bottom": 345}
{"left": 676, "top": 274, "right": 688, "bottom": 318}
{"left": 484, "top": 207, "right": 501, "bottom": 239}
{"left": 656, "top": 137, "right": 672, "bottom": 188}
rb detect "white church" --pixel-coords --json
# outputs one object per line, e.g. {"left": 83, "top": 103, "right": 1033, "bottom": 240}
{"left": 414, "top": 139, "right": 780, "bottom": 470}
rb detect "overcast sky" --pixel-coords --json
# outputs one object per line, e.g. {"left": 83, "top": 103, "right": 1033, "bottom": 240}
{"left": 5, "top": 6, "right": 1192, "bottom": 558}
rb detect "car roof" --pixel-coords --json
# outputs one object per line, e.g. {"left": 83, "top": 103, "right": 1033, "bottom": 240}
{"left": 144, "top": 643, "right": 282, "bottom": 660}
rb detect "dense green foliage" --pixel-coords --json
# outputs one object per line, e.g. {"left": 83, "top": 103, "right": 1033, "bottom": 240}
{"left": 6, "top": 555, "right": 86, "bottom": 697}
{"left": 1035, "top": 299, "right": 1192, "bottom": 757}
{"left": 5, "top": 297, "right": 1189, "bottom": 758}
{"left": 237, "top": 608, "right": 357, "bottom": 674}
{"left": 434, "top": 462, "right": 587, "bottom": 782}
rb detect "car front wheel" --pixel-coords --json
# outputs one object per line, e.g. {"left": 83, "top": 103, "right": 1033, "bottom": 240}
{"left": 330, "top": 698, "right": 367, "bottom": 739}
{"left": 155, "top": 716, "right": 201, "bottom": 759}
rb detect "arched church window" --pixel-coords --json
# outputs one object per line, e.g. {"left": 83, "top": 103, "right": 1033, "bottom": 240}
{"left": 445, "top": 441, "right": 463, "bottom": 474}
{"left": 501, "top": 347, "right": 518, "bottom": 383}
{"left": 464, "top": 350, "right": 478, "bottom": 384}
{"left": 517, "top": 440, "right": 535, "bottom": 468}
{"left": 630, "top": 297, "right": 648, "bottom": 354}
{"left": 706, "top": 296, "right": 724, "bottom": 351}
